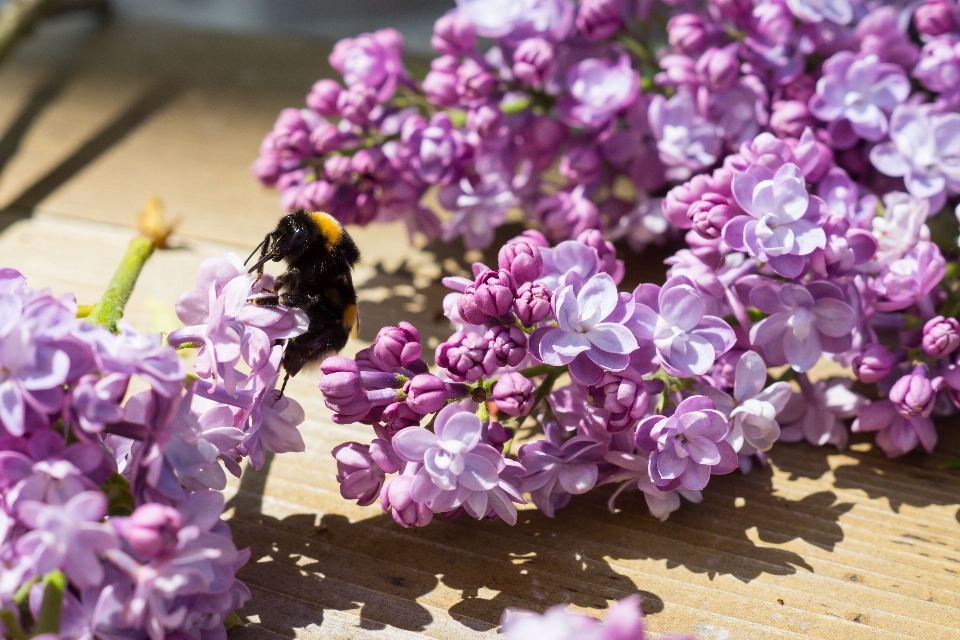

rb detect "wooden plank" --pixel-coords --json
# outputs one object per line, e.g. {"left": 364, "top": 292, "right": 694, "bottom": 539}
{"left": 1, "top": 17, "right": 960, "bottom": 640}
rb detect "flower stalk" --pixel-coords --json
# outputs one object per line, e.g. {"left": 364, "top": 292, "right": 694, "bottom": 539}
{"left": 86, "top": 237, "right": 155, "bottom": 333}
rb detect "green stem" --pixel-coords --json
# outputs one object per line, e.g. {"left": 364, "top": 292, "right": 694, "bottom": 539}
{"left": 33, "top": 570, "right": 65, "bottom": 635}
{"left": 86, "top": 237, "right": 155, "bottom": 334}
{"left": 0, "top": 609, "right": 27, "bottom": 640}
{"left": 520, "top": 364, "right": 562, "bottom": 379}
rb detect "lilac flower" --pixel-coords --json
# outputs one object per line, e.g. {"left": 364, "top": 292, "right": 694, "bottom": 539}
{"left": 786, "top": 0, "right": 852, "bottom": 24}
{"left": 915, "top": 0, "right": 958, "bottom": 36}
{"left": 437, "top": 332, "right": 498, "bottom": 382}
{"left": 502, "top": 595, "right": 672, "bottom": 640}
{"left": 576, "top": 0, "right": 623, "bottom": 41}
{"left": 700, "top": 351, "right": 792, "bottom": 453}
{"left": 333, "top": 440, "right": 401, "bottom": 506}
{"left": 870, "top": 105, "right": 960, "bottom": 203}
{"left": 913, "top": 37, "right": 960, "bottom": 94}
{"left": 518, "top": 421, "right": 607, "bottom": 517}
{"left": 594, "top": 358, "right": 661, "bottom": 431}
{"left": 438, "top": 169, "right": 516, "bottom": 250}
{"left": 329, "top": 28, "right": 407, "bottom": 101}
{"left": 16, "top": 491, "right": 118, "bottom": 589}
{"left": 371, "top": 321, "right": 422, "bottom": 370}
{"left": 531, "top": 273, "right": 639, "bottom": 385}
{"left": 432, "top": 10, "right": 477, "bottom": 55}
{"left": 536, "top": 187, "right": 601, "bottom": 243}
{"left": 0, "top": 429, "right": 107, "bottom": 508}
{"left": 405, "top": 373, "right": 467, "bottom": 413}
{"left": 779, "top": 377, "right": 866, "bottom": 448}
{"left": 866, "top": 192, "right": 930, "bottom": 273}
{"left": 696, "top": 45, "right": 739, "bottom": 92}
{"left": 241, "top": 386, "right": 306, "bottom": 470}
{"left": 853, "top": 344, "right": 899, "bottom": 384}
{"left": 557, "top": 53, "right": 639, "bottom": 129}
{"left": 649, "top": 91, "right": 722, "bottom": 180}
{"left": 514, "top": 281, "right": 553, "bottom": 325}
{"left": 603, "top": 450, "right": 702, "bottom": 521}
{"left": 537, "top": 239, "right": 601, "bottom": 291}
{"left": 393, "top": 403, "right": 516, "bottom": 521}
{"left": 401, "top": 113, "right": 470, "bottom": 185}
{"left": 499, "top": 240, "right": 543, "bottom": 285}
{"left": 809, "top": 53, "right": 910, "bottom": 147}
{"left": 629, "top": 276, "right": 735, "bottom": 377}
{"left": 454, "top": 0, "right": 573, "bottom": 41}
{"left": 725, "top": 163, "right": 827, "bottom": 278}
{"left": 380, "top": 467, "right": 434, "bottom": 527}
{"left": 869, "top": 241, "right": 946, "bottom": 312}
{"left": 636, "top": 396, "right": 736, "bottom": 491}
{"left": 853, "top": 398, "right": 937, "bottom": 458}
{"left": 487, "top": 325, "right": 528, "bottom": 368}
{"left": 749, "top": 282, "right": 856, "bottom": 372}
{"left": 667, "top": 14, "right": 709, "bottom": 55}
{"left": 513, "top": 37, "right": 555, "bottom": 86}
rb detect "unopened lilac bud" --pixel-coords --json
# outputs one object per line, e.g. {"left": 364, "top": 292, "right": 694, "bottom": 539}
{"left": 498, "top": 241, "right": 543, "bottom": 284}
{"left": 473, "top": 269, "right": 516, "bottom": 317}
{"left": 492, "top": 372, "right": 535, "bottom": 416}
{"left": 915, "top": 0, "right": 957, "bottom": 36}
{"left": 689, "top": 193, "right": 732, "bottom": 239}
{"left": 372, "top": 322, "right": 423, "bottom": 369}
{"left": 696, "top": 46, "right": 739, "bottom": 92}
{"left": 381, "top": 474, "right": 433, "bottom": 528}
{"left": 121, "top": 504, "right": 182, "bottom": 558}
{"left": 668, "top": 14, "right": 708, "bottom": 55}
{"left": 517, "top": 229, "right": 550, "bottom": 248}
{"left": 710, "top": 0, "right": 751, "bottom": 19}
{"left": 332, "top": 442, "right": 387, "bottom": 506}
{"left": 853, "top": 344, "right": 896, "bottom": 384}
{"left": 352, "top": 147, "right": 390, "bottom": 179}
{"left": 486, "top": 325, "right": 528, "bottom": 367}
{"left": 370, "top": 439, "right": 402, "bottom": 473}
{"left": 432, "top": 10, "right": 476, "bottom": 55}
{"left": 323, "top": 155, "right": 353, "bottom": 184}
{"left": 436, "top": 331, "right": 498, "bottom": 382}
{"left": 381, "top": 402, "right": 422, "bottom": 431}
{"left": 467, "top": 104, "right": 503, "bottom": 138}
{"left": 485, "top": 421, "right": 511, "bottom": 447}
{"left": 922, "top": 315, "right": 960, "bottom": 356}
{"left": 576, "top": 229, "right": 624, "bottom": 283}
{"left": 319, "top": 357, "right": 360, "bottom": 402}
{"left": 456, "top": 58, "right": 497, "bottom": 106}
{"left": 310, "top": 122, "right": 342, "bottom": 154}
{"left": 662, "top": 174, "right": 711, "bottom": 228}
{"left": 513, "top": 37, "right": 555, "bottom": 87}
{"left": 405, "top": 374, "right": 447, "bottom": 413}
{"left": 889, "top": 367, "right": 936, "bottom": 418}
{"left": 770, "top": 100, "right": 812, "bottom": 139}
{"left": 306, "top": 79, "right": 342, "bottom": 117}
{"left": 423, "top": 56, "right": 460, "bottom": 107}
{"left": 337, "top": 86, "right": 378, "bottom": 124}
{"left": 457, "top": 285, "right": 490, "bottom": 325}
{"left": 576, "top": 0, "right": 624, "bottom": 41}
{"left": 514, "top": 281, "right": 552, "bottom": 324}
{"left": 781, "top": 74, "right": 817, "bottom": 104}
{"left": 559, "top": 147, "right": 602, "bottom": 183}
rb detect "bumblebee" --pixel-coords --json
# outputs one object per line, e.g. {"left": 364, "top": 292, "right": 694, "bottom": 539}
{"left": 246, "top": 209, "right": 360, "bottom": 384}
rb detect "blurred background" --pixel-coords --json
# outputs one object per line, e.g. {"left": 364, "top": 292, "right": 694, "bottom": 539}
{"left": 111, "top": 0, "right": 450, "bottom": 54}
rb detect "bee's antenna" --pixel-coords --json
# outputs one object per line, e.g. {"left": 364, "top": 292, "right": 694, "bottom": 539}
{"left": 245, "top": 238, "right": 267, "bottom": 266}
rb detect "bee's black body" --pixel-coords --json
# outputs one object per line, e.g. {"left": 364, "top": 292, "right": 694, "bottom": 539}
{"left": 248, "top": 209, "right": 360, "bottom": 379}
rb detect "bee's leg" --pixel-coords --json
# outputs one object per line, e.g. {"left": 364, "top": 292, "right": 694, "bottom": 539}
{"left": 251, "top": 294, "right": 280, "bottom": 307}
{"left": 278, "top": 373, "right": 290, "bottom": 397}
{"left": 278, "top": 293, "right": 339, "bottom": 320}
{"left": 275, "top": 267, "right": 301, "bottom": 290}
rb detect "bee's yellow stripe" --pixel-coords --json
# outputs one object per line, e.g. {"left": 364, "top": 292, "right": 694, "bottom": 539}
{"left": 310, "top": 211, "right": 343, "bottom": 251}
{"left": 343, "top": 303, "right": 359, "bottom": 338}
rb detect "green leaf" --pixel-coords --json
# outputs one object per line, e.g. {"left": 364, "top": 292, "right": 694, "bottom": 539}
{"left": 101, "top": 472, "right": 136, "bottom": 516}
{"left": 33, "top": 570, "right": 65, "bottom": 635}
{"left": 224, "top": 611, "right": 244, "bottom": 631}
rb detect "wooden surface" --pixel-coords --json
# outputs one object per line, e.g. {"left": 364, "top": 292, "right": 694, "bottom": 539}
{"left": 2, "top": 13, "right": 960, "bottom": 639}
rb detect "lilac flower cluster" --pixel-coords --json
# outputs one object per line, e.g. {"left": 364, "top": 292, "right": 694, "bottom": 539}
{"left": 501, "top": 594, "right": 694, "bottom": 640}
{"left": 0, "top": 255, "right": 309, "bottom": 639}
{"left": 293, "top": 0, "right": 960, "bottom": 524}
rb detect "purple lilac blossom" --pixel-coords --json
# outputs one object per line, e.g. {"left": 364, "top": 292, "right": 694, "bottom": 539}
{"left": 635, "top": 396, "right": 737, "bottom": 491}
{"left": 779, "top": 377, "right": 866, "bottom": 448}
{"left": 649, "top": 91, "right": 722, "bottom": 180}
{"left": 629, "top": 276, "right": 736, "bottom": 377}
{"left": 603, "top": 450, "right": 703, "bottom": 521}
{"left": 557, "top": 53, "right": 639, "bottom": 129}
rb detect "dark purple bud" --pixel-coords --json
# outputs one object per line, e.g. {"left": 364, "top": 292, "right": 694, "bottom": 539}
{"left": 695, "top": 45, "right": 739, "bottom": 92}
{"left": 668, "top": 14, "right": 708, "bottom": 55}
{"left": 122, "top": 504, "right": 182, "bottom": 558}
{"left": 484, "top": 421, "right": 511, "bottom": 447}
{"left": 323, "top": 155, "right": 353, "bottom": 184}
{"left": 486, "top": 325, "right": 528, "bottom": 368}
{"left": 915, "top": 0, "right": 957, "bottom": 36}
{"left": 922, "top": 315, "right": 960, "bottom": 356}
{"left": 889, "top": 366, "right": 937, "bottom": 419}
{"left": 710, "top": 0, "right": 751, "bottom": 18}
{"left": 536, "top": 190, "right": 601, "bottom": 243}
{"left": 492, "top": 372, "right": 535, "bottom": 417}
{"left": 306, "top": 79, "right": 342, "bottom": 117}
{"left": 457, "top": 285, "right": 491, "bottom": 325}
{"left": 599, "top": 374, "right": 660, "bottom": 432}
{"left": 405, "top": 374, "right": 467, "bottom": 413}
{"left": 352, "top": 147, "right": 391, "bottom": 180}
{"left": 456, "top": 58, "right": 497, "bottom": 106}
{"left": 436, "top": 331, "right": 498, "bottom": 382}
{"left": 559, "top": 146, "right": 602, "bottom": 183}
{"left": 498, "top": 241, "right": 543, "bottom": 284}
{"left": 423, "top": 57, "right": 460, "bottom": 107}
{"left": 576, "top": 0, "right": 624, "bottom": 41}
{"left": 337, "top": 85, "right": 378, "bottom": 124}
{"left": 467, "top": 104, "right": 503, "bottom": 138}
{"left": 853, "top": 344, "right": 896, "bottom": 384}
{"left": 689, "top": 193, "right": 732, "bottom": 239}
{"left": 513, "top": 37, "right": 555, "bottom": 86}
{"left": 514, "top": 281, "right": 553, "bottom": 325}
{"left": 319, "top": 357, "right": 360, "bottom": 402}
{"left": 781, "top": 74, "right": 817, "bottom": 104}
{"left": 381, "top": 402, "right": 422, "bottom": 431}
{"left": 372, "top": 322, "right": 423, "bottom": 369}
{"left": 432, "top": 10, "right": 476, "bottom": 55}
{"left": 473, "top": 269, "right": 516, "bottom": 317}
{"left": 310, "top": 122, "right": 343, "bottom": 154}
{"left": 770, "top": 100, "right": 812, "bottom": 139}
